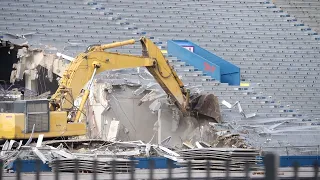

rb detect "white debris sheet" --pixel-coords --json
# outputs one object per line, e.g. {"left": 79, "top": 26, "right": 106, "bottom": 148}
{"left": 222, "top": 100, "right": 256, "bottom": 118}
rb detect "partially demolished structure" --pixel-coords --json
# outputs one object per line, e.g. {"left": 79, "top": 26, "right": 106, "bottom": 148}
{"left": 1, "top": 1, "right": 320, "bottom": 171}
{"left": 10, "top": 45, "right": 69, "bottom": 94}
{"left": 0, "top": 39, "right": 265, "bottom": 173}
{"left": 1, "top": 39, "right": 320, "bottom": 158}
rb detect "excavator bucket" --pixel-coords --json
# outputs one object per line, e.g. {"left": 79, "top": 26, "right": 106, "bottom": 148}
{"left": 190, "top": 94, "right": 222, "bottom": 123}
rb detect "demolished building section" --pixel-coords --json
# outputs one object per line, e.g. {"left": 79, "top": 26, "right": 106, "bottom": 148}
{"left": 0, "top": 0, "right": 320, "bottom": 161}
{"left": 1, "top": 40, "right": 320, "bottom": 157}
{"left": 82, "top": 70, "right": 320, "bottom": 155}
{"left": 10, "top": 46, "right": 70, "bottom": 94}
{"left": 0, "top": 40, "right": 71, "bottom": 100}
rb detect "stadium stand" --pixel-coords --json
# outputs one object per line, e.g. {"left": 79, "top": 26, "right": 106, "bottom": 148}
{"left": 273, "top": 0, "right": 320, "bottom": 33}
{"left": 0, "top": 0, "right": 320, "bottom": 154}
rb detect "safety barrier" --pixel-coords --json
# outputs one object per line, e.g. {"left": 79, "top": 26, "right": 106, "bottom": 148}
{"left": 2, "top": 152, "right": 320, "bottom": 180}
{"left": 263, "top": 145, "right": 320, "bottom": 167}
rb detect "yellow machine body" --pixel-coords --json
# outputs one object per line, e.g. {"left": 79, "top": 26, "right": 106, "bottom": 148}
{"left": 0, "top": 112, "right": 85, "bottom": 139}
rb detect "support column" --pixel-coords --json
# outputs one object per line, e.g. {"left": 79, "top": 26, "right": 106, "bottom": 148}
{"left": 24, "top": 70, "right": 38, "bottom": 93}
{"left": 157, "top": 109, "right": 162, "bottom": 144}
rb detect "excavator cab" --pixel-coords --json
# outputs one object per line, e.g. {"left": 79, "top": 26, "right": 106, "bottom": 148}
{"left": 0, "top": 99, "right": 86, "bottom": 139}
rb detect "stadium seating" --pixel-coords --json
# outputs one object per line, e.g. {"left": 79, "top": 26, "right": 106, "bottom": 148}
{"left": 0, "top": 0, "right": 320, "bottom": 154}
{"left": 273, "top": 0, "right": 320, "bottom": 33}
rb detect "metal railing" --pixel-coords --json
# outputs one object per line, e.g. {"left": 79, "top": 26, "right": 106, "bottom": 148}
{"left": 263, "top": 145, "right": 320, "bottom": 156}
{"left": 1, "top": 153, "right": 319, "bottom": 180}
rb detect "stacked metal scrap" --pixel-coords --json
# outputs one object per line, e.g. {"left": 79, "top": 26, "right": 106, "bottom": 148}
{"left": 46, "top": 140, "right": 181, "bottom": 172}
{"left": 0, "top": 139, "right": 37, "bottom": 168}
{"left": 50, "top": 158, "right": 135, "bottom": 173}
{"left": 1, "top": 142, "right": 77, "bottom": 169}
{"left": 42, "top": 139, "right": 112, "bottom": 150}
{"left": 0, "top": 139, "right": 137, "bottom": 173}
{"left": 176, "top": 148, "right": 261, "bottom": 171}
{"left": 0, "top": 137, "right": 183, "bottom": 172}
{"left": 0, "top": 121, "right": 255, "bottom": 173}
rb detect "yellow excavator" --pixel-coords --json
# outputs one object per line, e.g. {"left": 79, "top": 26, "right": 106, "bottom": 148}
{"left": 0, "top": 37, "right": 221, "bottom": 140}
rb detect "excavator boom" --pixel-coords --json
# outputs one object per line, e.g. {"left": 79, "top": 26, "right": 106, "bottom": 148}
{"left": 50, "top": 37, "right": 221, "bottom": 123}
{"left": 0, "top": 37, "right": 221, "bottom": 140}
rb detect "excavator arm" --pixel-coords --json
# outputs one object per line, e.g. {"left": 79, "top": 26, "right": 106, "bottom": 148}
{"left": 50, "top": 37, "right": 221, "bottom": 122}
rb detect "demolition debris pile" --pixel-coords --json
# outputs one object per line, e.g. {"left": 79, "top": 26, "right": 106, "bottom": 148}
{"left": 0, "top": 120, "right": 260, "bottom": 172}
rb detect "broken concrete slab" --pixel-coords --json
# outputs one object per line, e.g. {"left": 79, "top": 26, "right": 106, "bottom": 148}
{"left": 222, "top": 100, "right": 257, "bottom": 119}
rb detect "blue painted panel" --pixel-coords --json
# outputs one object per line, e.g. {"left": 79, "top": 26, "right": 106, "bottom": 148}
{"left": 167, "top": 40, "right": 221, "bottom": 81}
{"left": 279, "top": 156, "right": 320, "bottom": 167}
{"left": 130, "top": 157, "right": 179, "bottom": 169}
{"left": 258, "top": 156, "right": 320, "bottom": 167}
{"left": 8, "top": 160, "right": 51, "bottom": 172}
{"left": 195, "top": 47, "right": 239, "bottom": 74}
{"left": 167, "top": 40, "right": 240, "bottom": 85}
{"left": 169, "top": 40, "right": 193, "bottom": 46}
{"left": 193, "top": 45, "right": 240, "bottom": 85}
{"left": 175, "top": 41, "right": 239, "bottom": 75}
{"left": 221, "top": 72, "right": 240, "bottom": 87}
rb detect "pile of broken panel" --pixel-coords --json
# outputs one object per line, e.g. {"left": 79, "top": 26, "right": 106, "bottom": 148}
{"left": 0, "top": 140, "right": 136, "bottom": 173}
{"left": 0, "top": 124, "right": 259, "bottom": 173}
{"left": 0, "top": 139, "right": 181, "bottom": 173}
{"left": 50, "top": 158, "right": 134, "bottom": 173}
{"left": 176, "top": 148, "right": 261, "bottom": 171}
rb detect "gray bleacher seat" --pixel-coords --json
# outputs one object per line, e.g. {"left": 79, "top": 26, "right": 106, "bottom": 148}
{"left": 274, "top": 0, "right": 320, "bottom": 32}
{"left": 1, "top": 0, "right": 320, "bottom": 155}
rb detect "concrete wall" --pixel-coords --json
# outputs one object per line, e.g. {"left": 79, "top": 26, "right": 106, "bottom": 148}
{"left": 93, "top": 85, "right": 198, "bottom": 146}
{"left": 11, "top": 48, "right": 69, "bottom": 94}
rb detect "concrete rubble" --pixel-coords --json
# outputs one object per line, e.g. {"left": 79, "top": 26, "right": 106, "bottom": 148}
{"left": 221, "top": 100, "right": 257, "bottom": 119}
{"left": 2, "top": 46, "right": 317, "bottom": 164}
{"left": 11, "top": 47, "right": 69, "bottom": 83}
{"left": 5, "top": 41, "right": 71, "bottom": 96}
{"left": 0, "top": 41, "right": 295, "bottom": 173}
{"left": 1, "top": 64, "right": 263, "bottom": 171}
{"left": 0, "top": 41, "right": 72, "bottom": 101}
{"left": 1, "top": 42, "right": 257, "bottom": 149}
{"left": 0, "top": 118, "right": 259, "bottom": 172}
